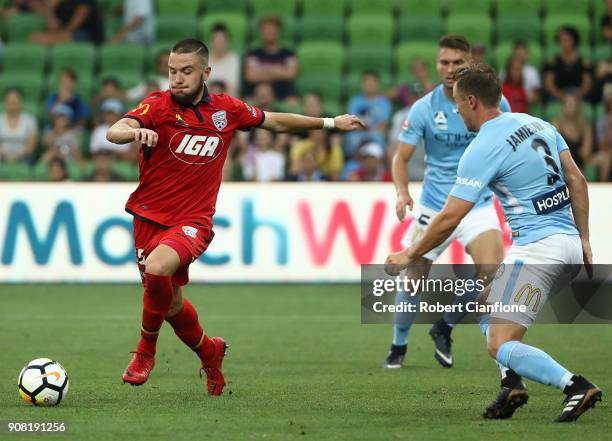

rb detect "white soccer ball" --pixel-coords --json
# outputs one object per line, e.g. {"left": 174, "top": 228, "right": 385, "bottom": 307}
{"left": 18, "top": 358, "right": 69, "bottom": 406}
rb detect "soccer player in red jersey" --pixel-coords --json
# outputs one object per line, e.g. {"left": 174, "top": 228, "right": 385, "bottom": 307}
{"left": 106, "top": 38, "right": 364, "bottom": 395}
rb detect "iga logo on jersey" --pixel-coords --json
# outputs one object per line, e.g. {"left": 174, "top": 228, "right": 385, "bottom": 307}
{"left": 169, "top": 130, "right": 225, "bottom": 165}
{"left": 212, "top": 110, "right": 227, "bottom": 131}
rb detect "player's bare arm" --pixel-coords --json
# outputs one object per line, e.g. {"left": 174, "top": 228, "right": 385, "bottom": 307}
{"left": 384, "top": 196, "right": 474, "bottom": 276}
{"left": 392, "top": 142, "right": 416, "bottom": 221}
{"left": 261, "top": 112, "right": 365, "bottom": 133}
{"left": 106, "top": 117, "right": 159, "bottom": 147}
{"left": 559, "top": 149, "right": 592, "bottom": 276}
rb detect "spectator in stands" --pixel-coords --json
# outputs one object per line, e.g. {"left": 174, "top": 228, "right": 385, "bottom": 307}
{"left": 471, "top": 43, "right": 487, "bottom": 64}
{"left": 110, "top": 0, "right": 154, "bottom": 45}
{"left": 207, "top": 24, "right": 241, "bottom": 97}
{"left": 345, "top": 70, "right": 392, "bottom": 158}
{"left": 46, "top": 68, "right": 89, "bottom": 127}
{"left": 544, "top": 26, "right": 593, "bottom": 101}
{"left": 291, "top": 149, "right": 324, "bottom": 182}
{"left": 347, "top": 141, "right": 391, "bottom": 182}
{"left": 593, "top": 92, "right": 612, "bottom": 181}
{"left": 208, "top": 80, "right": 227, "bottom": 95}
{"left": 0, "top": 88, "right": 38, "bottom": 163}
{"left": 0, "top": 0, "right": 43, "bottom": 16}
{"left": 47, "top": 156, "right": 69, "bottom": 182}
{"left": 83, "top": 149, "right": 127, "bottom": 182}
{"left": 502, "top": 56, "right": 529, "bottom": 113}
{"left": 245, "top": 15, "right": 298, "bottom": 102}
{"left": 386, "top": 106, "right": 426, "bottom": 181}
{"left": 289, "top": 129, "right": 344, "bottom": 181}
{"left": 601, "top": 0, "right": 612, "bottom": 42}
{"left": 91, "top": 76, "right": 126, "bottom": 124}
{"left": 388, "top": 57, "right": 435, "bottom": 108}
{"left": 242, "top": 129, "right": 285, "bottom": 182}
{"left": 29, "top": 0, "right": 103, "bottom": 45}
{"left": 552, "top": 93, "right": 592, "bottom": 171}
{"left": 127, "top": 50, "right": 169, "bottom": 102}
{"left": 41, "top": 104, "right": 82, "bottom": 164}
{"left": 303, "top": 92, "right": 324, "bottom": 117}
{"left": 90, "top": 98, "right": 136, "bottom": 162}
{"left": 500, "top": 40, "right": 541, "bottom": 103}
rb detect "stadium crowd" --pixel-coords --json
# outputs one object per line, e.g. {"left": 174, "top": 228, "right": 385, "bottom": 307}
{"left": 0, "top": 0, "right": 610, "bottom": 182}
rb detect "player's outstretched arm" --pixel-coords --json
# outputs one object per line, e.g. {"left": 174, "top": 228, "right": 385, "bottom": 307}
{"left": 261, "top": 112, "right": 365, "bottom": 133}
{"left": 392, "top": 142, "right": 416, "bottom": 221}
{"left": 559, "top": 150, "right": 592, "bottom": 275}
{"left": 107, "top": 117, "right": 159, "bottom": 147}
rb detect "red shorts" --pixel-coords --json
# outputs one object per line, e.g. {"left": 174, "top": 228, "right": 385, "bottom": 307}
{"left": 133, "top": 218, "right": 214, "bottom": 286}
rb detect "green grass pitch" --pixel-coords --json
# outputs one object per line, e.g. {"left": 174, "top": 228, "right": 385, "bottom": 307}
{"left": 1, "top": 284, "right": 611, "bottom": 440}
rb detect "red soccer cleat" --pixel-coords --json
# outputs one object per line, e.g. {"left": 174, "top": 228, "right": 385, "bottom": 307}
{"left": 199, "top": 337, "right": 228, "bottom": 396}
{"left": 122, "top": 351, "right": 155, "bottom": 386}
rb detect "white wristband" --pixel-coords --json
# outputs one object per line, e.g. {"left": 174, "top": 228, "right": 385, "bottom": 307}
{"left": 322, "top": 117, "right": 335, "bottom": 130}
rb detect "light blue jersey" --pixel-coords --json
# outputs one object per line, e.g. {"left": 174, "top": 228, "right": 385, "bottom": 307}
{"left": 450, "top": 112, "right": 579, "bottom": 245}
{"left": 399, "top": 84, "right": 511, "bottom": 211}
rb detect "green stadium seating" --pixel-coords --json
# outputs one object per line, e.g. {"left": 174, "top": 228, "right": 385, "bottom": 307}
{"left": 99, "top": 43, "right": 146, "bottom": 76}
{"left": 112, "top": 161, "right": 139, "bottom": 181}
{"left": 252, "top": 0, "right": 297, "bottom": 17}
{"left": 203, "top": 0, "right": 246, "bottom": 12}
{"left": 446, "top": 0, "right": 492, "bottom": 15}
{"left": 398, "top": 15, "right": 444, "bottom": 42}
{"left": 46, "top": 71, "right": 93, "bottom": 101}
{"left": 346, "top": 71, "right": 392, "bottom": 98}
{"left": 496, "top": 16, "right": 541, "bottom": 43}
{"left": 350, "top": 0, "right": 396, "bottom": 14}
{"left": 49, "top": 43, "right": 97, "bottom": 77}
{"left": 347, "top": 14, "right": 394, "bottom": 45}
{"left": 398, "top": 0, "right": 443, "bottom": 15}
{"left": 544, "top": 100, "right": 594, "bottom": 122}
{"left": 495, "top": 42, "right": 543, "bottom": 69}
{"left": 200, "top": 13, "right": 247, "bottom": 51}
{"left": 301, "top": 0, "right": 345, "bottom": 17}
{"left": 594, "top": 44, "right": 611, "bottom": 63}
{"left": 95, "top": 72, "right": 142, "bottom": 90}
{"left": 6, "top": 13, "right": 45, "bottom": 42}
{"left": 544, "top": 0, "right": 590, "bottom": 16}
{"left": 156, "top": 15, "right": 199, "bottom": 43}
{"left": 2, "top": 43, "right": 47, "bottom": 75}
{"left": 157, "top": 0, "right": 200, "bottom": 16}
{"left": 104, "top": 17, "right": 123, "bottom": 41}
{"left": 298, "top": 16, "right": 343, "bottom": 43}
{"left": 297, "top": 74, "right": 343, "bottom": 102}
{"left": 97, "top": 0, "right": 124, "bottom": 11}
{"left": 248, "top": 15, "right": 296, "bottom": 44}
{"left": 297, "top": 42, "right": 344, "bottom": 75}
{"left": 543, "top": 15, "right": 591, "bottom": 46}
{"left": 0, "top": 162, "right": 33, "bottom": 181}
{"left": 544, "top": 44, "right": 590, "bottom": 60}
{"left": 395, "top": 42, "right": 439, "bottom": 79}
{"left": 447, "top": 13, "right": 492, "bottom": 45}
{"left": 495, "top": 0, "right": 542, "bottom": 17}
{"left": 0, "top": 73, "right": 44, "bottom": 106}
{"left": 347, "top": 45, "right": 392, "bottom": 77}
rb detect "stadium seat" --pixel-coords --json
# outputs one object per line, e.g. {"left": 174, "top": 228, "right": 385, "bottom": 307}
{"left": 297, "top": 74, "right": 343, "bottom": 103}
{"left": 99, "top": 43, "right": 146, "bottom": 76}
{"left": 496, "top": 16, "right": 541, "bottom": 44}
{"left": 447, "top": 13, "right": 492, "bottom": 45}
{"left": 46, "top": 71, "right": 93, "bottom": 101}
{"left": 347, "top": 14, "right": 394, "bottom": 45}
{"left": 156, "top": 15, "right": 199, "bottom": 44}
{"left": 398, "top": 0, "right": 443, "bottom": 15}
{"left": 157, "top": 0, "right": 200, "bottom": 16}
{"left": 543, "top": 15, "right": 591, "bottom": 46}
{"left": 495, "top": 0, "right": 542, "bottom": 17}
{"left": 95, "top": 72, "right": 142, "bottom": 90}
{"left": 544, "top": 101, "right": 561, "bottom": 120}
{"left": 252, "top": 0, "right": 297, "bottom": 17}
{"left": 544, "top": 0, "right": 590, "bottom": 16}
{"left": 395, "top": 42, "right": 439, "bottom": 79}
{"left": 2, "top": 43, "right": 47, "bottom": 75}
{"left": 302, "top": 0, "right": 345, "bottom": 17}
{"left": 203, "top": 0, "right": 246, "bottom": 12}
{"left": 200, "top": 13, "right": 247, "bottom": 51}
{"left": 112, "top": 161, "right": 139, "bottom": 181}
{"left": 346, "top": 71, "right": 392, "bottom": 97}
{"left": 49, "top": 43, "right": 96, "bottom": 78}
{"left": 0, "top": 162, "right": 33, "bottom": 181}
{"left": 6, "top": 13, "right": 46, "bottom": 42}
{"left": 104, "top": 17, "right": 123, "bottom": 41}
{"left": 347, "top": 45, "right": 392, "bottom": 78}
{"left": 446, "top": 0, "right": 492, "bottom": 16}
{"left": 298, "top": 16, "right": 343, "bottom": 43}
{"left": 398, "top": 15, "right": 444, "bottom": 42}
{"left": 350, "top": 0, "right": 396, "bottom": 15}
{"left": 0, "top": 73, "right": 44, "bottom": 107}
{"left": 594, "top": 44, "right": 611, "bottom": 63}
{"left": 495, "top": 42, "right": 543, "bottom": 69}
{"left": 297, "top": 42, "right": 344, "bottom": 75}
{"left": 544, "top": 44, "right": 590, "bottom": 61}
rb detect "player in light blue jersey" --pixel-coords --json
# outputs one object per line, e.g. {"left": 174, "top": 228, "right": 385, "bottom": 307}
{"left": 385, "top": 35, "right": 510, "bottom": 369}
{"left": 385, "top": 64, "right": 601, "bottom": 423}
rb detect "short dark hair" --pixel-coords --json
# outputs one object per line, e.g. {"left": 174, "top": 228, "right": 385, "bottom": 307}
{"left": 60, "top": 68, "right": 77, "bottom": 81}
{"left": 259, "top": 15, "right": 282, "bottom": 29}
{"left": 362, "top": 70, "right": 380, "bottom": 80}
{"left": 439, "top": 35, "right": 471, "bottom": 53}
{"left": 212, "top": 23, "right": 229, "bottom": 35}
{"left": 171, "top": 38, "right": 209, "bottom": 66}
{"left": 454, "top": 63, "right": 501, "bottom": 107}
{"left": 5, "top": 87, "right": 23, "bottom": 98}
{"left": 556, "top": 25, "right": 580, "bottom": 47}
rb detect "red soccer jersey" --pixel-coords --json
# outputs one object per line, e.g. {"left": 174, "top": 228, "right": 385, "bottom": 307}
{"left": 123, "top": 88, "right": 264, "bottom": 228}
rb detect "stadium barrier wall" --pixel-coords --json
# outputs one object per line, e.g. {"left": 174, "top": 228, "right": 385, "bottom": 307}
{"left": 1, "top": 183, "right": 611, "bottom": 283}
